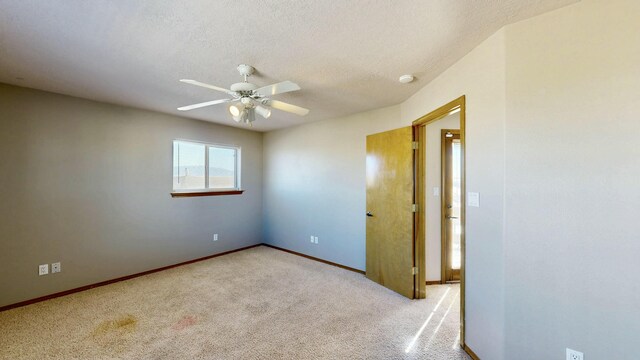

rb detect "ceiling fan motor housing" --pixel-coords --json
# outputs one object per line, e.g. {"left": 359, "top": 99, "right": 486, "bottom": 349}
{"left": 230, "top": 82, "right": 258, "bottom": 93}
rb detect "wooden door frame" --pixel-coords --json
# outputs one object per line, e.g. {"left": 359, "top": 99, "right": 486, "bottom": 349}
{"left": 441, "top": 129, "right": 461, "bottom": 283}
{"left": 412, "top": 95, "right": 466, "bottom": 347}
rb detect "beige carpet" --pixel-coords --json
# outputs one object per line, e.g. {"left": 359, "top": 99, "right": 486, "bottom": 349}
{"left": 0, "top": 246, "right": 470, "bottom": 359}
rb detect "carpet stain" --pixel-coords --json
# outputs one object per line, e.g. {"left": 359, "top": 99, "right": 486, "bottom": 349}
{"left": 172, "top": 315, "right": 197, "bottom": 330}
{"left": 92, "top": 314, "right": 137, "bottom": 335}
{"left": 91, "top": 314, "right": 138, "bottom": 352}
{"left": 246, "top": 302, "right": 271, "bottom": 316}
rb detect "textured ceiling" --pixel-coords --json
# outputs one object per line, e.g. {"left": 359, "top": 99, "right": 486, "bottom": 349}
{"left": 0, "top": 0, "right": 576, "bottom": 131}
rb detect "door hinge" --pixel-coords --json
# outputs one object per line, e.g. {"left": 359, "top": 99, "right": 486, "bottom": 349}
{"left": 412, "top": 267, "right": 418, "bottom": 275}
{"left": 411, "top": 141, "right": 419, "bottom": 150}
{"left": 412, "top": 204, "right": 418, "bottom": 212}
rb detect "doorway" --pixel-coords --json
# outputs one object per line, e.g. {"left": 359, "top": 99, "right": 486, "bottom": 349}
{"left": 363, "top": 96, "right": 467, "bottom": 351}
{"left": 442, "top": 130, "right": 461, "bottom": 283}
{"left": 412, "top": 96, "right": 466, "bottom": 348}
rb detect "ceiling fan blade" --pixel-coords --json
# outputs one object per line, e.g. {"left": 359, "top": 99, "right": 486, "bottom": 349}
{"left": 255, "top": 81, "right": 301, "bottom": 97}
{"left": 177, "top": 98, "right": 234, "bottom": 111}
{"left": 267, "top": 99, "right": 309, "bottom": 116}
{"left": 179, "top": 79, "right": 237, "bottom": 96}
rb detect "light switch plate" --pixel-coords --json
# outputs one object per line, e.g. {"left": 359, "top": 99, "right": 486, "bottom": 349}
{"left": 433, "top": 187, "right": 440, "bottom": 196}
{"left": 310, "top": 236, "right": 314, "bottom": 243}
{"left": 314, "top": 236, "right": 319, "bottom": 244}
{"left": 38, "top": 264, "right": 49, "bottom": 276}
{"left": 468, "top": 192, "right": 480, "bottom": 207}
{"left": 52, "top": 262, "right": 61, "bottom": 273}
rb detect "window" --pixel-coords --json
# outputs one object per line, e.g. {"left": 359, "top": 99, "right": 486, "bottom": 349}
{"left": 172, "top": 140, "right": 241, "bottom": 196}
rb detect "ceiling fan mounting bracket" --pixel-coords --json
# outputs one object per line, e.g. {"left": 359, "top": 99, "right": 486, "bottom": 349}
{"left": 237, "top": 64, "right": 255, "bottom": 80}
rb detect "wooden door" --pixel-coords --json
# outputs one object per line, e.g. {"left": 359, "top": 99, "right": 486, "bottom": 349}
{"left": 366, "top": 127, "right": 415, "bottom": 299}
{"left": 442, "top": 130, "right": 461, "bottom": 282}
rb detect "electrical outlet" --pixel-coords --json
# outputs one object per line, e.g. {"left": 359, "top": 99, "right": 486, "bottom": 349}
{"left": 213, "top": 234, "right": 218, "bottom": 241}
{"left": 51, "top": 262, "right": 61, "bottom": 273}
{"left": 38, "top": 264, "right": 49, "bottom": 276}
{"left": 314, "top": 236, "right": 319, "bottom": 244}
{"left": 310, "top": 235, "right": 314, "bottom": 243}
{"left": 566, "top": 348, "right": 584, "bottom": 360}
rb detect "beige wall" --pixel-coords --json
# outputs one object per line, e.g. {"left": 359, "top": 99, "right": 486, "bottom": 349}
{"left": 504, "top": 0, "right": 640, "bottom": 358}
{"left": 0, "top": 84, "right": 263, "bottom": 307}
{"left": 401, "top": 30, "right": 508, "bottom": 360}
{"left": 425, "top": 113, "right": 460, "bottom": 282}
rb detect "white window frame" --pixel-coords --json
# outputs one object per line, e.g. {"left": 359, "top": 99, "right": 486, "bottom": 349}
{"left": 172, "top": 139, "right": 241, "bottom": 193}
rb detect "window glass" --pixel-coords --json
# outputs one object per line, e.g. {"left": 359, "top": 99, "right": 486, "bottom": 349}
{"left": 173, "top": 141, "right": 206, "bottom": 190}
{"left": 208, "top": 147, "right": 236, "bottom": 189}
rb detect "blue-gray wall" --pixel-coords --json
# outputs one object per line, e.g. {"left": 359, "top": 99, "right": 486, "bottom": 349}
{"left": 0, "top": 84, "right": 263, "bottom": 307}
{"left": 262, "top": 106, "right": 403, "bottom": 271}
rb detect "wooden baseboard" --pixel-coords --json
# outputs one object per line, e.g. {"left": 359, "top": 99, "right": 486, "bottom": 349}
{"left": 1, "top": 243, "right": 364, "bottom": 312}
{"left": 262, "top": 244, "right": 365, "bottom": 275}
{"left": 463, "top": 344, "right": 480, "bottom": 360}
{"left": 0, "top": 244, "right": 262, "bottom": 312}
{"left": 2, "top": 243, "right": 365, "bottom": 312}
{"left": 426, "top": 280, "right": 444, "bottom": 285}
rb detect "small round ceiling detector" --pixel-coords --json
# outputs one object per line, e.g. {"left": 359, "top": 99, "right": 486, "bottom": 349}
{"left": 399, "top": 74, "right": 415, "bottom": 84}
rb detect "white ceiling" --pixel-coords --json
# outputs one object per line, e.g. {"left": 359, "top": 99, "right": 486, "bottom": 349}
{"left": 0, "top": 0, "right": 575, "bottom": 132}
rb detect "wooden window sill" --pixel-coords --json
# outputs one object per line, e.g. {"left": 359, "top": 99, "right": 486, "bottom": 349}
{"left": 171, "top": 190, "right": 244, "bottom": 198}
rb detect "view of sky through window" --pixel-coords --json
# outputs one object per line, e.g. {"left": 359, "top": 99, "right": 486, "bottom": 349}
{"left": 173, "top": 140, "right": 238, "bottom": 191}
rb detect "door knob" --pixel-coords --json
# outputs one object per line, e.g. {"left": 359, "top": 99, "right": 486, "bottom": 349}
{"left": 366, "top": 212, "right": 373, "bottom": 217}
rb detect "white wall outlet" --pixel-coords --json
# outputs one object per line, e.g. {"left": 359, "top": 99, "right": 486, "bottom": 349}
{"left": 314, "top": 236, "right": 319, "bottom": 244}
{"left": 566, "top": 348, "right": 584, "bottom": 360}
{"left": 51, "top": 262, "right": 61, "bottom": 273}
{"left": 310, "top": 235, "right": 315, "bottom": 243}
{"left": 213, "top": 233, "right": 218, "bottom": 241}
{"left": 38, "top": 264, "right": 49, "bottom": 276}
{"left": 433, "top": 187, "right": 440, "bottom": 196}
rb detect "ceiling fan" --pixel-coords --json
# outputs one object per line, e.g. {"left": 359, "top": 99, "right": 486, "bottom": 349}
{"left": 177, "top": 64, "right": 309, "bottom": 125}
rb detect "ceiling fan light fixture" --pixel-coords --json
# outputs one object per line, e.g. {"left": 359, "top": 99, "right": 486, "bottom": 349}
{"left": 255, "top": 105, "right": 271, "bottom": 119}
{"left": 229, "top": 103, "right": 244, "bottom": 117}
{"left": 233, "top": 108, "right": 249, "bottom": 123}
